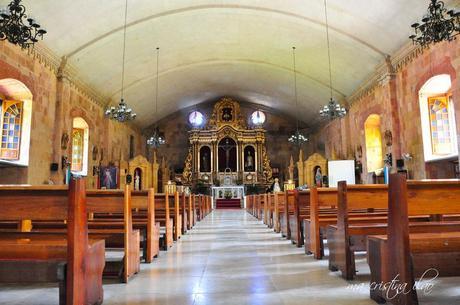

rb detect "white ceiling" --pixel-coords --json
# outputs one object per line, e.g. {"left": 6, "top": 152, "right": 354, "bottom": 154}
{"left": 7, "top": 0, "right": 459, "bottom": 128}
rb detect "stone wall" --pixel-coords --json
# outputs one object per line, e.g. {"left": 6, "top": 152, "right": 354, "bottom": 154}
{"left": 0, "top": 41, "right": 146, "bottom": 186}
{"left": 315, "top": 40, "right": 460, "bottom": 182}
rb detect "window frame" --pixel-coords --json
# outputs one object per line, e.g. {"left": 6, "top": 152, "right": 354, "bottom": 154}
{"left": 0, "top": 100, "right": 23, "bottom": 160}
{"left": 420, "top": 90, "right": 458, "bottom": 162}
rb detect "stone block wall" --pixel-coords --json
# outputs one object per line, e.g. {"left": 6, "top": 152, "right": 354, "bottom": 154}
{"left": 0, "top": 42, "right": 146, "bottom": 186}
{"left": 315, "top": 40, "right": 460, "bottom": 182}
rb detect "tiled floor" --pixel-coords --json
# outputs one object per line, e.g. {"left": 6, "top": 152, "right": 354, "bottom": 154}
{"left": 1, "top": 210, "right": 458, "bottom": 304}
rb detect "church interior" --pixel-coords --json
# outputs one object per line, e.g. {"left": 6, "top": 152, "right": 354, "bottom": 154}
{"left": 1, "top": 0, "right": 460, "bottom": 304}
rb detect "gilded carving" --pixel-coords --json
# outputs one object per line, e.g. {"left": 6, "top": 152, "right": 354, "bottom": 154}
{"left": 182, "top": 147, "right": 193, "bottom": 184}
{"left": 207, "top": 97, "right": 246, "bottom": 129}
{"left": 184, "top": 97, "right": 273, "bottom": 186}
{"left": 262, "top": 146, "right": 273, "bottom": 183}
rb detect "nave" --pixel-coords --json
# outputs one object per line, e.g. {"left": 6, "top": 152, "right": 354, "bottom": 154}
{"left": 0, "top": 209, "right": 456, "bottom": 305}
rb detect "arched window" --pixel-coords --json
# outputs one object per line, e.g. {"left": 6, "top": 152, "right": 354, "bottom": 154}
{"left": 419, "top": 74, "right": 458, "bottom": 161}
{"left": 0, "top": 79, "right": 33, "bottom": 166}
{"left": 364, "top": 114, "right": 383, "bottom": 173}
{"left": 71, "top": 117, "right": 89, "bottom": 176}
{"left": 1, "top": 101, "right": 22, "bottom": 160}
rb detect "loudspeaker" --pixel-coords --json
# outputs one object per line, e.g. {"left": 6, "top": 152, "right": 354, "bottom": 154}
{"left": 396, "top": 159, "right": 405, "bottom": 169}
{"left": 50, "top": 163, "right": 59, "bottom": 171}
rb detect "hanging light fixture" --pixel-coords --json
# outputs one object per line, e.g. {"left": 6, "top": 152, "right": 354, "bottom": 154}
{"left": 0, "top": 0, "right": 46, "bottom": 49}
{"left": 288, "top": 46, "right": 309, "bottom": 146}
{"left": 410, "top": 0, "right": 460, "bottom": 46}
{"left": 147, "top": 47, "right": 166, "bottom": 148}
{"left": 105, "top": 0, "right": 137, "bottom": 123}
{"left": 319, "top": 0, "right": 346, "bottom": 121}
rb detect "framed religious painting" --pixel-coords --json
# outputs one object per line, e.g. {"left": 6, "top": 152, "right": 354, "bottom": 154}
{"left": 99, "top": 166, "right": 118, "bottom": 189}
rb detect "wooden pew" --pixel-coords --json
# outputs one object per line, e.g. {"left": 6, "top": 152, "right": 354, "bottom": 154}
{"left": 289, "top": 190, "right": 310, "bottom": 247}
{"left": 367, "top": 175, "right": 460, "bottom": 305}
{"left": 153, "top": 193, "right": 175, "bottom": 247}
{"left": 266, "top": 194, "right": 275, "bottom": 228}
{"left": 280, "top": 191, "right": 295, "bottom": 239}
{"left": 86, "top": 187, "right": 140, "bottom": 283}
{"left": 179, "top": 192, "right": 188, "bottom": 235}
{"left": 326, "top": 183, "right": 388, "bottom": 279}
{"left": 196, "top": 194, "right": 205, "bottom": 221}
{"left": 304, "top": 187, "right": 387, "bottom": 259}
{"left": 304, "top": 187, "right": 337, "bottom": 259}
{"left": 0, "top": 178, "right": 105, "bottom": 305}
{"left": 262, "top": 194, "right": 268, "bottom": 225}
{"left": 30, "top": 186, "right": 141, "bottom": 283}
{"left": 273, "top": 192, "right": 285, "bottom": 233}
{"left": 131, "top": 189, "right": 160, "bottom": 263}
{"left": 327, "top": 181, "right": 460, "bottom": 280}
{"left": 187, "top": 194, "right": 194, "bottom": 230}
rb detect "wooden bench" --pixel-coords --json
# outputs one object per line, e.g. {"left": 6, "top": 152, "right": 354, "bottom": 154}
{"left": 131, "top": 189, "right": 160, "bottom": 262}
{"left": 0, "top": 178, "right": 105, "bottom": 305}
{"left": 304, "top": 187, "right": 389, "bottom": 259}
{"left": 280, "top": 191, "right": 295, "bottom": 239}
{"left": 289, "top": 190, "right": 310, "bottom": 247}
{"left": 327, "top": 181, "right": 460, "bottom": 280}
{"left": 266, "top": 193, "right": 275, "bottom": 229}
{"left": 272, "top": 192, "right": 284, "bottom": 233}
{"left": 368, "top": 174, "right": 460, "bottom": 305}
{"left": 29, "top": 186, "right": 141, "bottom": 283}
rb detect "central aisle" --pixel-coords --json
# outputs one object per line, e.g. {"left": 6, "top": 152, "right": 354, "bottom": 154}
{"left": 103, "top": 210, "right": 375, "bottom": 305}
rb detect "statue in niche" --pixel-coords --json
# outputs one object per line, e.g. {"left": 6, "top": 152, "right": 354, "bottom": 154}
{"left": 315, "top": 167, "right": 322, "bottom": 187}
{"left": 134, "top": 168, "right": 142, "bottom": 190}
{"left": 201, "top": 152, "right": 210, "bottom": 172}
{"left": 273, "top": 178, "right": 281, "bottom": 193}
{"left": 245, "top": 150, "right": 254, "bottom": 171}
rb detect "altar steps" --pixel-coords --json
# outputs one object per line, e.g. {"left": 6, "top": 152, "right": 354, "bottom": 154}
{"left": 216, "top": 199, "right": 242, "bottom": 209}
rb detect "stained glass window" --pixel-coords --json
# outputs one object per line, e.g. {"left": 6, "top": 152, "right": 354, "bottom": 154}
{"left": 71, "top": 128, "right": 84, "bottom": 172}
{"left": 0, "top": 101, "right": 23, "bottom": 160}
{"left": 428, "top": 96, "right": 452, "bottom": 156}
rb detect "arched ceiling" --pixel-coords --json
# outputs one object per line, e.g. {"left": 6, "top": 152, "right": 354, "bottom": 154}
{"left": 13, "top": 0, "right": 460, "bottom": 128}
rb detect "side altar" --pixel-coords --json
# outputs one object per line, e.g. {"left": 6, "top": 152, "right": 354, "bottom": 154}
{"left": 182, "top": 98, "right": 273, "bottom": 188}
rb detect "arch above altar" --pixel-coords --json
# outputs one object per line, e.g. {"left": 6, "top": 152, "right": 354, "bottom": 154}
{"left": 182, "top": 98, "right": 273, "bottom": 186}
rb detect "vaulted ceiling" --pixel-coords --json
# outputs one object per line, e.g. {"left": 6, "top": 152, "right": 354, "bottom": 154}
{"left": 13, "top": 0, "right": 460, "bottom": 128}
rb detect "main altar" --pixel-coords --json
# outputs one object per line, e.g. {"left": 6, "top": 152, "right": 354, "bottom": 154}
{"left": 182, "top": 98, "right": 273, "bottom": 192}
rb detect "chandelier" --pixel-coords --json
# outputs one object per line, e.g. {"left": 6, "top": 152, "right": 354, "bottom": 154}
{"left": 105, "top": 0, "right": 136, "bottom": 123}
{"left": 105, "top": 99, "right": 136, "bottom": 122}
{"left": 319, "top": 98, "right": 347, "bottom": 120}
{"left": 288, "top": 46, "right": 309, "bottom": 146}
{"left": 410, "top": 0, "right": 460, "bottom": 46}
{"left": 288, "top": 130, "right": 309, "bottom": 146}
{"left": 0, "top": 0, "right": 46, "bottom": 49}
{"left": 147, "top": 47, "right": 166, "bottom": 148}
{"left": 319, "top": 0, "right": 347, "bottom": 121}
{"left": 147, "top": 129, "right": 165, "bottom": 148}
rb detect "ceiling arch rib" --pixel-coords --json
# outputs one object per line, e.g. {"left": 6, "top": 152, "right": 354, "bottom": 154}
{"left": 65, "top": 4, "right": 387, "bottom": 59}
{"left": 107, "top": 59, "right": 348, "bottom": 102}
{"left": 123, "top": 61, "right": 338, "bottom": 128}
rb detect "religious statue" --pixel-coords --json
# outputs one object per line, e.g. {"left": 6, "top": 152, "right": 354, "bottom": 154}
{"left": 219, "top": 138, "right": 236, "bottom": 171}
{"left": 202, "top": 152, "right": 209, "bottom": 172}
{"left": 245, "top": 150, "right": 254, "bottom": 171}
{"left": 315, "top": 167, "right": 322, "bottom": 187}
{"left": 273, "top": 178, "right": 281, "bottom": 192}
{"left": 134, "top": 170, "right": 141, "bottom": 190}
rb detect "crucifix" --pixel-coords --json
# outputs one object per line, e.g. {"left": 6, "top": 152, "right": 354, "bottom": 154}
{"left": 221, "top": 138, "right": 235, "bottom": 170}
